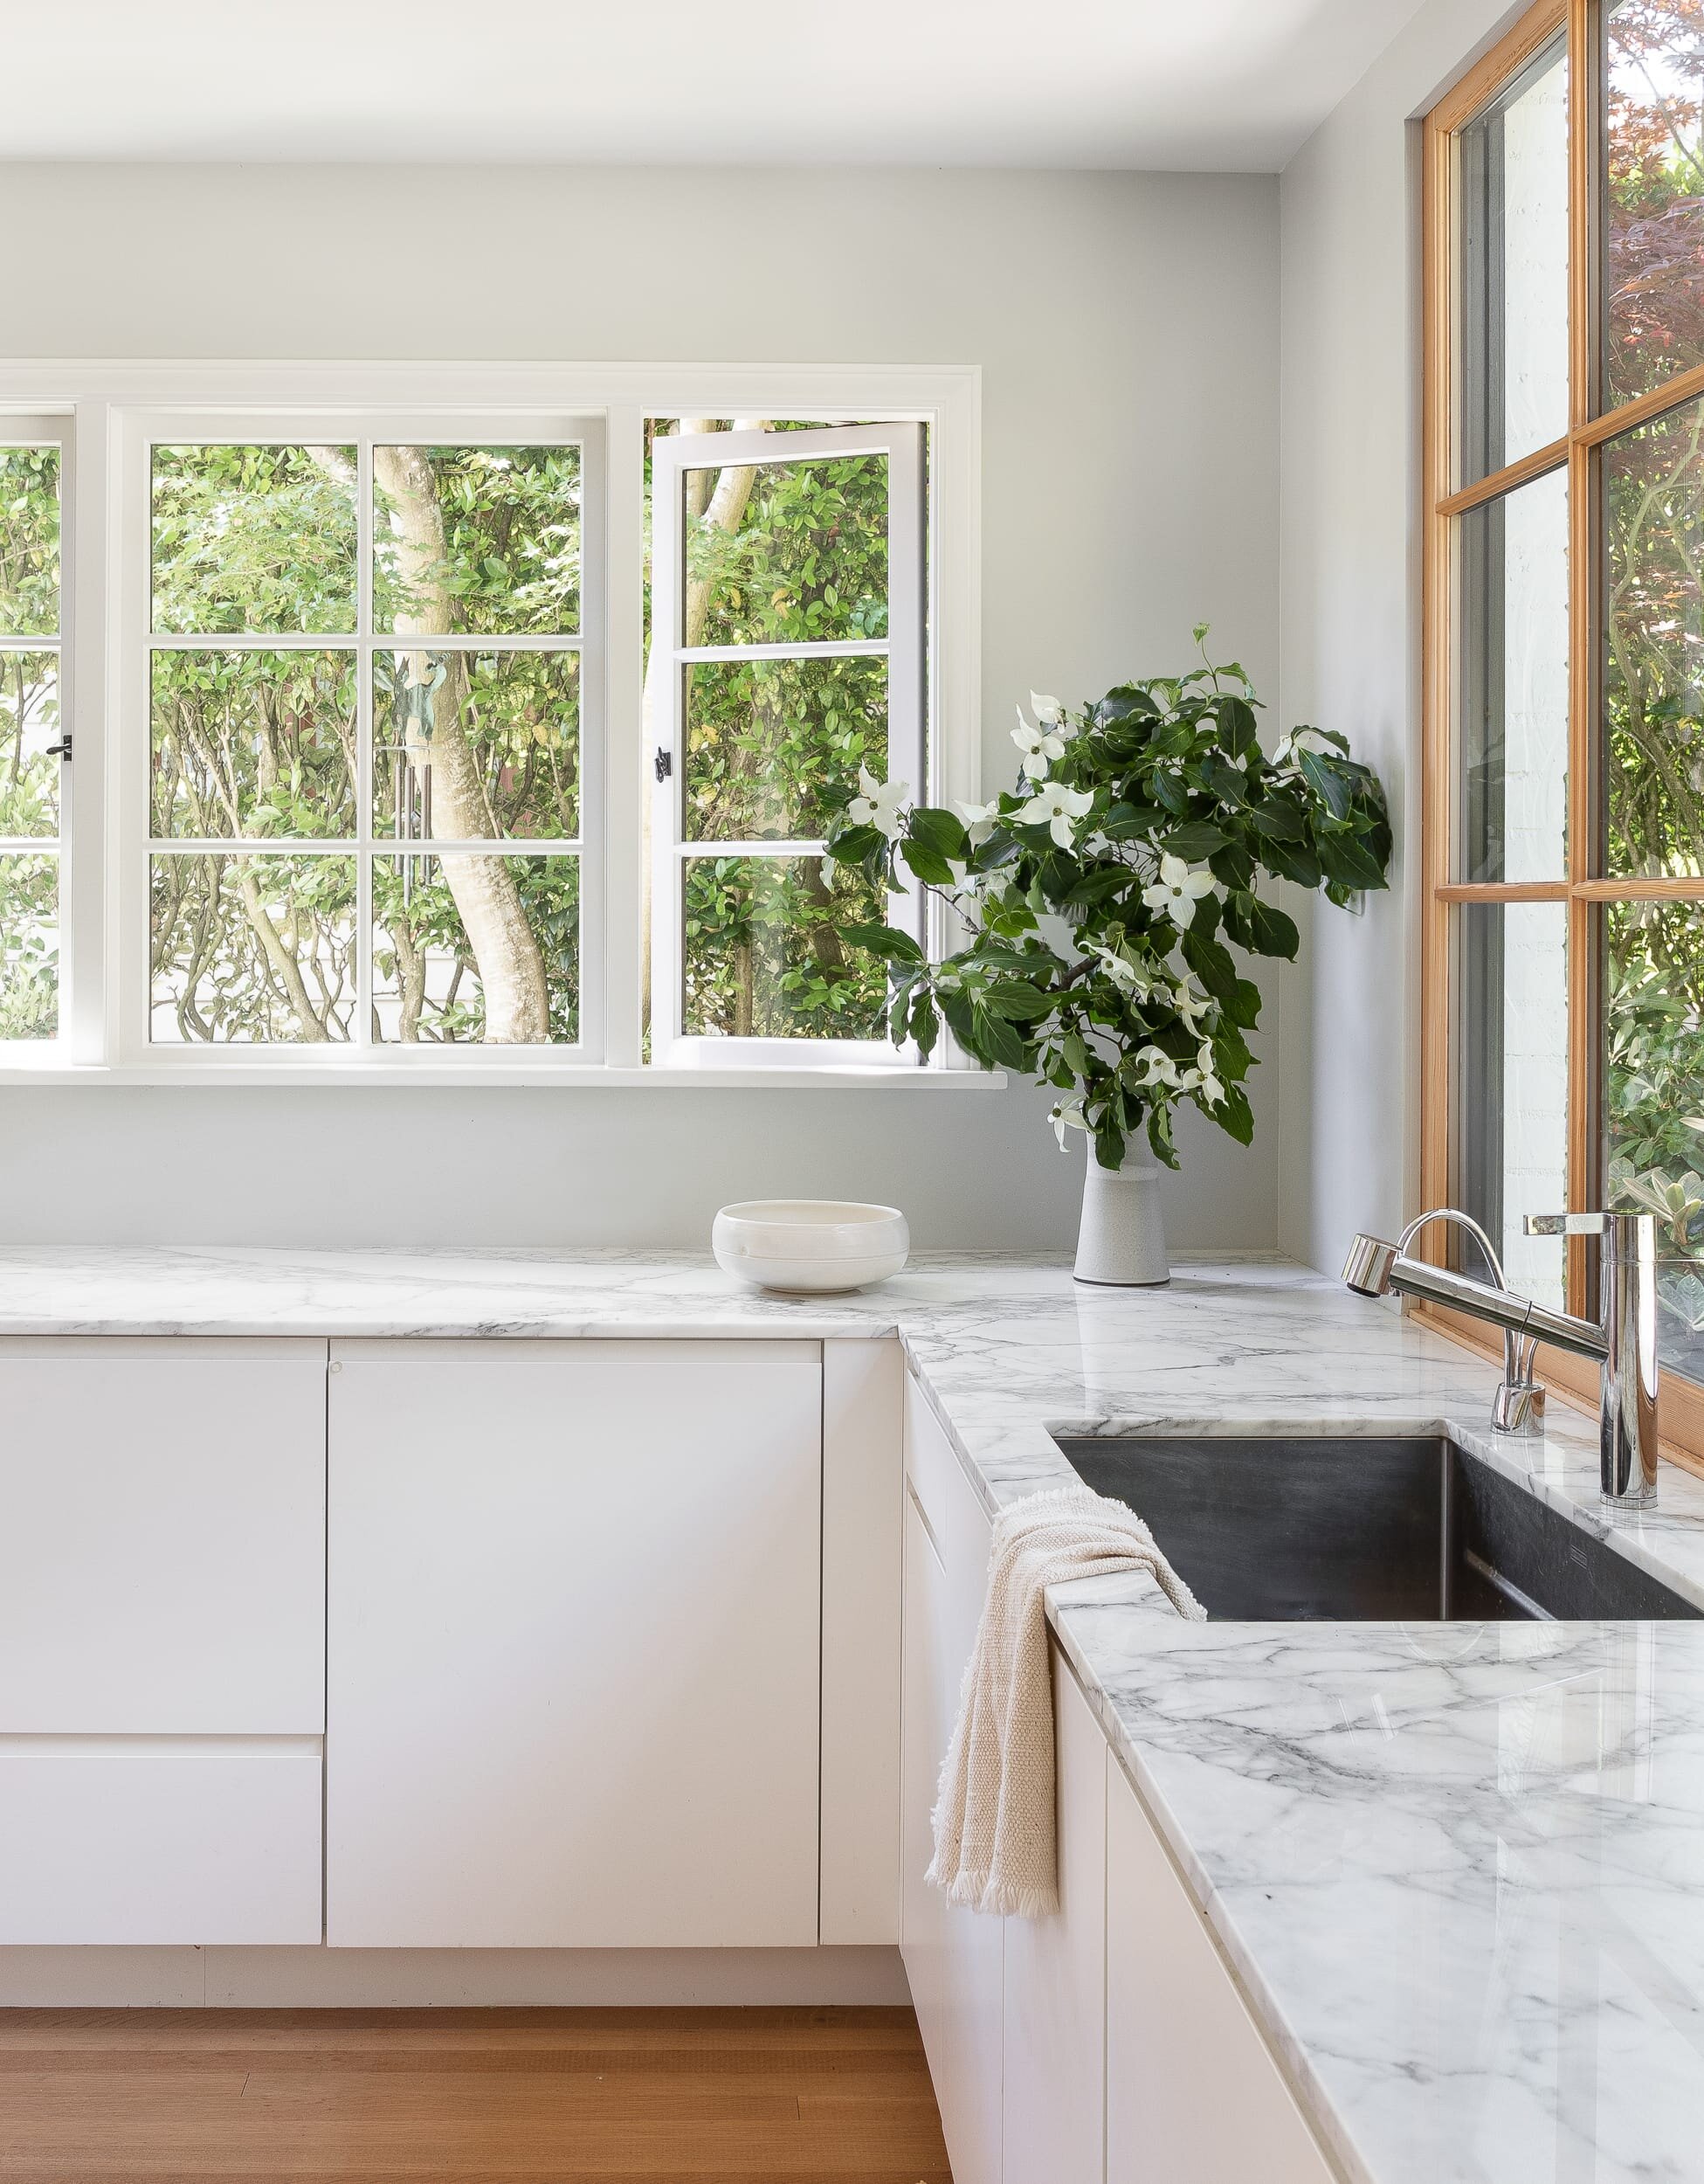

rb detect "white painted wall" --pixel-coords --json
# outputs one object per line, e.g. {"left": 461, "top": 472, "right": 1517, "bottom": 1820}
{"left": 1276, "top": 0, "right": 1536, "bottom": 1275}
{"left": 0, "top": 163, "right": 1280, "bottom": 1249}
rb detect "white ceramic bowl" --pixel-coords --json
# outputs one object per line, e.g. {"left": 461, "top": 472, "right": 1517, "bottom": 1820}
{"left": 713, "top": 1199, "right": 910, "bottom": 1295}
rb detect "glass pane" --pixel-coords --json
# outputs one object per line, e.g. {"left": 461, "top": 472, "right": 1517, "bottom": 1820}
{"left": 1605, "top": 898, "right": 1704, "bottom": 1382}
{"left": 0, "top": 653, "right": 59, "bottom": 838}
{"left": 1604, "top": 396, "right": 1704, "bottom": 879}
{"left": 372, "top": 854, "right": 578, "bottom": 1045}
{"left": 681, "top": 854, "right": 893, "bottom": 1040}
{"left": 373, "top": 446, "right": 581, "bottom": 637}
{"left": 1457, "top": 38, "right": 1569, "bottom": 487}
{"left": 151, "top": 446, "right": 357, "bottom": 635}
{"left": 1453, "top": 899, "right": 1569, "bottom": 1308}
{"left": 373, "top": 651, "right": 578, "bottom": 841}
{"left": 150, "top": 651, "right": 355, "bottom": 840}
{"left": 684, "top": 653, "right": 886, "bottom": 842}
{"left": 1456, "top": 467, "right": 1569, "bottom": 881}
{"left": 149, "top": 853, "right": 355, "bottom": 1043}
{"left": 1606, "top": 0, "right": 1704, "bottom": 404}
{"left": 0, "top": 446, "right": 60, "bottom": 637}
{"left": 685, "top": 453, "right": 887, "bottom": 647}
{"left": 0, "top": 853, "right": 58, "bottom": 1040}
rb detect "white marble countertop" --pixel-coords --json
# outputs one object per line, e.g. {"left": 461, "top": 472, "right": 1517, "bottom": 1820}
{"left": 5, "top": 1243, "right": 1704, "bottom": 2184}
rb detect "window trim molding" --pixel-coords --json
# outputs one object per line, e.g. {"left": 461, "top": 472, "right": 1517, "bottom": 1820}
{"left": 0, "top": 360, "right": 984, "bottom": 1083}
{"left": 1420, "top": 0, "right": 1704, "bottom": 1475}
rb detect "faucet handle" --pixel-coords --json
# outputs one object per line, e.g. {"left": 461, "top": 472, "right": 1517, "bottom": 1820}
{"left": 1523, "top": 1212, "right": 1611, "bottom": 1237}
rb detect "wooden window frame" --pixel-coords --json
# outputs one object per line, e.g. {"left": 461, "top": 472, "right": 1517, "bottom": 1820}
{"left": 1423, "top": 0, "right": 1704, "bottom": 1476}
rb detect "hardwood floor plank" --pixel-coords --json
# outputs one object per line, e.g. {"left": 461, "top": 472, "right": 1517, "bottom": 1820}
{"left": 0, "top": 2007, "right": 951, "bottom": 2184}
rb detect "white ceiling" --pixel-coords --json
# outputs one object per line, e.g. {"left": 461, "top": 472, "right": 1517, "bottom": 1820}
{"left": 3, "top": 0, "right": 1428, "bottom": 171}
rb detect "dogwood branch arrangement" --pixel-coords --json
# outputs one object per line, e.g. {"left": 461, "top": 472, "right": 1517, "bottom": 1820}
{"left": 824, "top": 635, "right": 1394, "bottom": 1170}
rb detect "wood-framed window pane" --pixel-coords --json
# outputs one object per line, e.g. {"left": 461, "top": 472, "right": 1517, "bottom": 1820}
{"left": 1455, "top": 465, "right": 1570, "bottom": 881}
{"left": 1452, "top": 897, "right": 1570, "bottom": 1306}
{"left": 1604, "top": 895, "right": 1704, "bottom": 1380}
{"left": 1604, "top": 0, "right": 1704, "bottom": 409}
{"left": 1458, "top": 31, "right": 1569, "bottom": 488}
{"left": 1603, "top": 392, "right": 1704, "bottom": 878}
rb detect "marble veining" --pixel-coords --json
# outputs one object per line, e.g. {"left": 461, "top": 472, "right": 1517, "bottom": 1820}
{"left": 5, "top": 1244, "right": 1704, "bottom": 2184}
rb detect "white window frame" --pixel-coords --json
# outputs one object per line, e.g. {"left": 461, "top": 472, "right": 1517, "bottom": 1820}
{"left": 0, "top": 363, "right": 987, "bottom": 1089}
{"left": 650, "top": 421, "right": 925, "bottom": 1069}
{"left": 0, "top": 412, "right": 77, "bottom": 1056}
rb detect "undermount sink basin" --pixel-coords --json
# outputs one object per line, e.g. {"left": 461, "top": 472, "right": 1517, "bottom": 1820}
{"left": 1056, "top": 1436, "right": 1702, "bottom": 1622}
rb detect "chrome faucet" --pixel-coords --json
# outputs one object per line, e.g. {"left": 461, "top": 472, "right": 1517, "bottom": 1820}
{"left": 1342, "top": 1207, "right": 1661, "bottom": 1509}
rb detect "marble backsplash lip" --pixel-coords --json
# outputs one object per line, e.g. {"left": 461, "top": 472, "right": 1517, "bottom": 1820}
{"left": 4, "top": 1243, "right": 1704, "bottom": 2184}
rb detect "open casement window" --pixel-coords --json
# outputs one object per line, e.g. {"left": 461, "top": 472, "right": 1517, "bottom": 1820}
{"left": 128, "top": 414, "right": 602, "bottom": 1060}
{"left": 0, "top": 418, "right": 68, "bottom": 1045}
{"left": 648, "top": 422, "right": 926, "bottom": 1067}
{"left": 1425, "top": 0, "right": 1704, "bottom": 1470}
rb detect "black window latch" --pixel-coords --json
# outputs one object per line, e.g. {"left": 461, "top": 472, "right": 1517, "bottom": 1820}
{"left": 655, "top": 748, "right": 673, "bottom": 782}
{"left": 45, "top": 734, "right": 72, "bottom": 761}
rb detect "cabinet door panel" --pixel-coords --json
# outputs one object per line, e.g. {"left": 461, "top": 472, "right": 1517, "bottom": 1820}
{"left": 1107, "top": 1753, "right": 1333, "bottom": 2184}
{"left": 0, "top": 1339, "right": 327, "bottom": 1733}
{"left": 1003, "top": 1648, "right": 1106, "bottom": 2184}
{"left": 328, "top": 1340, "right": 821, "bottom": 1949}
{"left": 0, "top": 1741, "right": 321, "bottom": 1944}
{"left": 901, "top": 1374, "right": 1003, "bottom": 2184}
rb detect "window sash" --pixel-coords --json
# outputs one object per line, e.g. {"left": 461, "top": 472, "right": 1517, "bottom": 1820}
{"left": 647, "top": 422, "right": 927, "bottom": 1068}
{"left": 0, "top": 414, "right": 72, "bottom": 1051}
{"left": 120, "top": 409, "right": 605, "bottom": 1062}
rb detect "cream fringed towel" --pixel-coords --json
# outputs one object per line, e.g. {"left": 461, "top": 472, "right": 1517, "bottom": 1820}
{"left": 928, "top": 1482, "right": 1206, "bottom": 1918}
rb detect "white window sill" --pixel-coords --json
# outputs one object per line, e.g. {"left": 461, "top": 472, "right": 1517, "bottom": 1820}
{"left": 0, "top": 1056, "right": 1007, "bottom": 1091}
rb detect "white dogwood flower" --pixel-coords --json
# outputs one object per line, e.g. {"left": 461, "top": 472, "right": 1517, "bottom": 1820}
{"left": 846, "top": 766, "right": 909, "bottom": 841}
{"left": 1172, "top": 978, "right": 1213, "bottom": 1030}
{"left": 1142, "top": 854, "right": 1218, "bottom": 925}
{"left": 1013, "top": 704, "right": 1066, "bottom": 777}
{"left": 1194, "top": 1041, "right": 1226, "bottom": 1107}
{"left": 1088, "top": 943, "right": 1154, "bottom": 998}
{"left": 1128, "top": 1046, "right": 1182, "bottom": 1091}
{"left": 1019, "top": 780, "right": 1093, "bottom": 847}
{"left": 1052, "top": 1095, "right": 1088, "bottom": 1149}
{"left": 1030, "top": 691, "right": 1066, "bottom": 726}
{"left": 957, "top": 798, "right": 1000, "bottom": 847}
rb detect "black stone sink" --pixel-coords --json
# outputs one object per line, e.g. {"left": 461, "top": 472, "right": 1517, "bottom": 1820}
{"left": 1055, "top": 1435, "right": 1702, "bottom": 1622}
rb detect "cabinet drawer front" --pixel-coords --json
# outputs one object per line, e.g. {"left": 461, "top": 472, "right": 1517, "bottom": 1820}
{"left": 0, "top": 1342, "right": 327, "bottom": 1733}
{"left": 0, "top": 1741, "right": 322, "bottom": 1946}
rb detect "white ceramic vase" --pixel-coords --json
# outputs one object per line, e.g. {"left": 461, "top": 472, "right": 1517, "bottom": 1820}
{"left": 1073, "top": 1137, "right": 1169, "bottom": 1287}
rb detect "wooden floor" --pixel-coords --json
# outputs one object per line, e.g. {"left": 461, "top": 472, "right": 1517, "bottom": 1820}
{"left": 0, "top": 2007, "right": 952, "bottom": 2182}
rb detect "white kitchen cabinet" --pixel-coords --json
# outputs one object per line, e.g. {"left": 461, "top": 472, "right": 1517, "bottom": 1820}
{"left": 326, "top": 1338, "right": 823, "bottom": 1949}
{"left": 1106, "top": 1750, "right": 1333, "bottom": 2184}
{"left": 900, "top": 1369, "right": 1004, "bottom": 2184}
{"left": 0, "top": 1337, "right": 327, "bottom": 1947}
{"left": 0, "top": 1338, "right": 327, "bottom": 1732}
{"left": 0, "top": 1738, "right": 322, "bottom": 1945}
{"left": 1002, "top": 1645, "right": 1107, "bottom": 2184}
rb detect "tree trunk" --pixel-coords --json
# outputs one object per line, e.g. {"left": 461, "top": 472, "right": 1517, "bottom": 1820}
{"left": 373, "top": 445, "right": 550, "bottom": 1044}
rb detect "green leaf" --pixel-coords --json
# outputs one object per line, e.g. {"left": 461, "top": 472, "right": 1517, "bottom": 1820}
{"left": 1162, "top": 820, "right": 1228, "bottom": 861}
{"left": 1218, "top": 695, "right": 1259, "bottom": 755}
{"left": 911, "top": 993, "right": 940, "bottom": 1060}
{"left": 900, "top": 838, "right": 956, "bottom": 887}
{"left": 1297, "top": 748, "right": 1352, "bottom": 822}
{"left": 1100, "top": 802, "right": 1166, "bottom": 840}
{"left": 970, "top": 1003, "right": 1030, "bottom": 1071}
{"left": 983, "top": 979, "right": 1058, "bottom": 1020}
{"left": 1216, "top": 1084, "right": 1255, "bottom": 1144}
{"left": 908, "top": 804, "right": 970, "bottom": 861}
{"left": 1316, "top": 829, "right": 1388, "bottom": 892}
{"left": 1260, "top": 838, "right": 1323, "bottom": 890}
{"left": 840, "top": 921, "right": 925, "bottom": 964}
{"left": 1245, "top": 898, "right": 1299, "bottom": 959}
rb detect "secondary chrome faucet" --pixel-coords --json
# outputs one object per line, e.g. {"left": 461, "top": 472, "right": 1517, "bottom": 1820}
{"left": 1342, "top": 1207, "right": 1660, "bottom": 1509}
